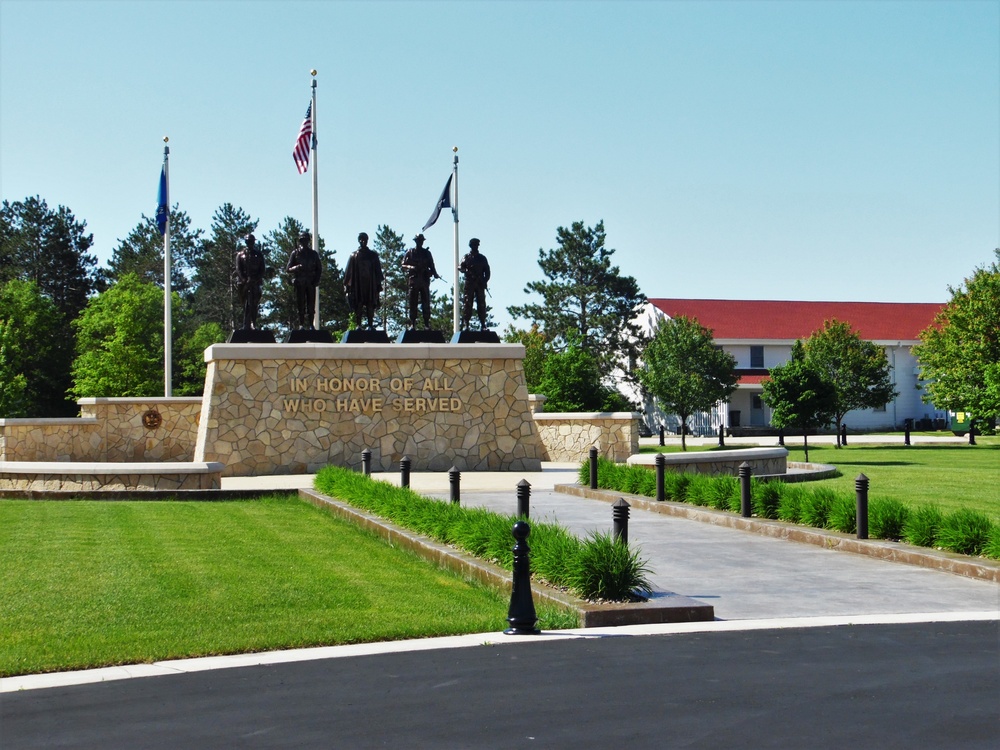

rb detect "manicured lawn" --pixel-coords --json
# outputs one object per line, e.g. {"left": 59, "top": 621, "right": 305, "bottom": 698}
{"left": 786, "top": 441, "right": 1000, "bottom": 521}
{"left": 0, "top": 494, "right": 574, "bottom": 677}
{"left": 642, "top": 438, "right": 999, "bottom": 521}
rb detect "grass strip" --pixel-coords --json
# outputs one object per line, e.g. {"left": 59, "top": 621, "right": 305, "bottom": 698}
{"left": 0, "top": 493, "right": 575, "bottom": 677}
{"left": 582, "top": 456, "right": 1000, "bottom": 560}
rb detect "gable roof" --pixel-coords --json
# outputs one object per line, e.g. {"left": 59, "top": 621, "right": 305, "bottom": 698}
{"left": 648, "top": 299, "right": 943, "bottom": 341}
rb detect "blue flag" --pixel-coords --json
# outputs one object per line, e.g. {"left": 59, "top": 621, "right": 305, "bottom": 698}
{"left": 422, "top": 174, "right": 453, "bottom": 231}
{"left": 156, "top": 165, "right": 169, "bottom": 236}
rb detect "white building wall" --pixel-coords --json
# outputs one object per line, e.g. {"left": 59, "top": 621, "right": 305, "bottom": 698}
{"left": 627, "top": 302, "right": 944, "bottom": 434}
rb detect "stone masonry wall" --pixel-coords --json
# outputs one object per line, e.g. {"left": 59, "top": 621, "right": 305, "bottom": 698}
{"left": 194, "top": 343, "right": 544, "bottom": 476}
{"left": 532, "top": 413, "right": 640, "bottom": 463}
{"left": 0, "top": 399, "right": 202, "bottom": 462}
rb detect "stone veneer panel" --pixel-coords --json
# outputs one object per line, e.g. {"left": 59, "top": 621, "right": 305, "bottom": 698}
{"left": 626, "top": 447, "right": 788, "bottom": 477}
{"left": 532, "top": 413, "right": 640, "bottom": 463}
{"left": 0, "top": 399, "right": 202, "bottom": 462}
{"left": 194, "top": 343, "right": 544, "bottom": 476}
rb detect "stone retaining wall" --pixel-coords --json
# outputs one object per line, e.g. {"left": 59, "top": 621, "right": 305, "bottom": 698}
{"left": 533, "top": 412, "right": 640, "bottom": 463}
{"left": 626, "top": 447, "right": 788, "bottom": 476}
{"left": 0, "top": 461, "right": 223, "bottom": 491}
{"left": 194, "top": 343, "right": 544, "bottom": 475}
{"left": 0, "top": 398, "right": 202, "bottom": 462}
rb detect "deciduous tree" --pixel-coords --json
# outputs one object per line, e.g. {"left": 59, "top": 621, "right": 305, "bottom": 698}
{"left": 803, "top": 319, "right": 897, "bottom": 446}
{"left": 636, "top": 315, "right": 738, "bottom": 450}
{"left": 71, "top": 273, "right": 166, "bottom": 398}
{"left": 0, "top": 279, "right": 74, "bottom": 416}
{"left": 913, "top": 250, "right": 1000, "bottom": 424}
{"left": 761, "top": 341, "right": 837, "bottom": 461}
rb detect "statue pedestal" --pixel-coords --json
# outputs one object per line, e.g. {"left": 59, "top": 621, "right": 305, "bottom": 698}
{"left": 397, "top": 330, "right": 446, "bottom": 344}
{"left": 284, "top": 329, "right": 335, "bottom": 344}
{"left": 228, "top": 329, "right": 277, "bottom": 344}
{"left": 451, "top": 330, "right": 501, "bottom": 344}
{"left": 194, "top": 343, "right": 543, "bottom": 475}
{"left": 341, "top": 330, "right": 392, "bottom": 344}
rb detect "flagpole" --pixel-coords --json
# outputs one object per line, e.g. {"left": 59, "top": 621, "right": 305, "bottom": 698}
{"left": 451, "top": 147, "right": 459, "bottom": 334}
{"left": 162, "top": 137, "right": 172, "bottom": 397}
{"left": 310, "top": 70, "right": 320, "bottom": 329}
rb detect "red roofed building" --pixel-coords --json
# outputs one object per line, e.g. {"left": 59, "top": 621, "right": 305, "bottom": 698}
{"left": 629, "top": 299, "right": 946, "bottom": 435}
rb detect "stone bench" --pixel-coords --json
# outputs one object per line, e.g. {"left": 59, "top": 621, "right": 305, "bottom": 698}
{"left": 0, "top": 461, "right": 224, "bottom": 492}
{"left": 626, "top": 447, "right": 788, "bottom": 477}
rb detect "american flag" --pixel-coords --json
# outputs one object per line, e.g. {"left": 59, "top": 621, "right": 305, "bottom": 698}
{"left": 293, "top": 103, "right": 312, "bottom": 174}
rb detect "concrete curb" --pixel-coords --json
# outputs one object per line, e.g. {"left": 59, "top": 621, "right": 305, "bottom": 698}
{"left": 298, "top": 488, "right": 715, "bottom": 627}
{"left": 558, "top": 483, "right": 1000, "bottom": 584}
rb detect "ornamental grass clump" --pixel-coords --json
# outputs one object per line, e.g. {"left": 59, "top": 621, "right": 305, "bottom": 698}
{"left": 868, "top": 498, "right": 909, "bottom": 541}
{"left": 751, "top": 480, "right": 782, "bottom": 520}
{"left": 708, "top": 475, "right": 738, "bottom": 511}
{"left": 684, "top": 474, "right": 715, "bottom": 507}
{"left": 315, "top": 466, "right": 652, "bottom": 602}
{"left": 776, "top": 484, "right": 807, "bottom": 523}
{"left": 934, "top": 509, "right": 996, "bottom": 556}
{"left": 799, "top": 487, "right": 837, "bottom": 528}
{"left": 826, "top": 493, "right": 857, "bottom": 534}
{"left": 984, "top": 527, "right": 1000, "bottom": 560}
{"left": 902, "top": 504, "right": 944, "bottom": 548}
{"left": 566, "top": 531, "right": 653, "bottom": 602}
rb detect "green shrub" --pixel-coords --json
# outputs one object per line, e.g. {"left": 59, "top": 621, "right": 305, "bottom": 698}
{"left": 800, "top": 487, "right": 837, "bottom": 528}
{"left": 752, "top": 480, "right": 782, "bottom": 520}
{"left": 776, "top": 484, "right": 806, "bottom": 523}
{"left": 826, "top": 494, "right": 856, "bottom": 533}
{"left": 565, "top": 531, "right": 653, "bottom": 602}
{"left": 314, "top": 465, "right": 652, "bottom": 601}
{"left": 868, "top": 498, "right": 910, "bottom": 541}
{"left": 935, "top": 509, "right": 996, "bottom": 556}
{"left": 902, "top": 504, "right": 944, "bottom": 548}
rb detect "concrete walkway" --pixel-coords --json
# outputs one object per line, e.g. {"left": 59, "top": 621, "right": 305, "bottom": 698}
{"left": 223, "top": 459, "right": 999, "bottom": 622}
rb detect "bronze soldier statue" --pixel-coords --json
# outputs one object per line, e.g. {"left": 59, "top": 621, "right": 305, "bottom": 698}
{"left": 286, "top": 231, "right": 322, "bottom": 329}
{"left": 402, "top": 233, "right": 440, "bottom": 330}
{"left": 459, "top": 237, "right": 490, "bottom": 331}
{"left": 344, "top": 232, "right": 384, "bottom": 329}
{"left": 235, "top": 233, "right": 266, "bottom": 330}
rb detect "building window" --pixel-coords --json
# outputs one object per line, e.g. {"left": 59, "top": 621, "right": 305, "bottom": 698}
{"left": 750, "top": 346, "right": 764, "bottom": 369}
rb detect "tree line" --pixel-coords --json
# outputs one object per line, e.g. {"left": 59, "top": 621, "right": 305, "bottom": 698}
{"left": 0, "top": 197, "right": 454, "bottom": 415}
{"left": 2, "top": 195, "right": 996, "bottom": 437}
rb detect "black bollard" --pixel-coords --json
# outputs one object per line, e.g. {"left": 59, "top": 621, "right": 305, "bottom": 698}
{"left": 969, "top": 419, "right": 977, "bottom": 446}
{"left": 504, "top": 521, "right": 540, "bottom": 635}
{"left": 517, "top": 479, "right": 531, "bottom": 518}
{"left": 449, "top": 466, "right": 461, "bottom": 505}
{"left": 399, "top": 456, "right": 411, "bottom": 488}
{"left": 856, "top": 473, "right": 869, "bottom": 540}
{"left": 612, "top": 498, "right": 630, "bottom": 544}
{"left": 659, "top": 425, "right": 665, "bottom": 447}
{"left": 778, "top": 429, "right": 785, "bottom": 447}
{"left": 655, "top": 453, "right": 666, "bottom": 502}
{"left": 738, "top": 461, "right": 752, "bottom": 518}
{"left": 589, "top": 446, "right": 599, "bottom": 489}
{"left": 361, "top": 448, "right": 372, "bottom": 476}
{"left": 718, "top": 424, "right": 725, "bottom": 448}
{"left": 841, "top": 423, "right": 848, "bottom": 446}
{"left": 904, "top": 426, "right": 911, "bottom": 446}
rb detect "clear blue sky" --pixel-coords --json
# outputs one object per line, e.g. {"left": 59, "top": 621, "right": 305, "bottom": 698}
{"left": 2, "top": 0, "right": 998, "bottom": 331}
